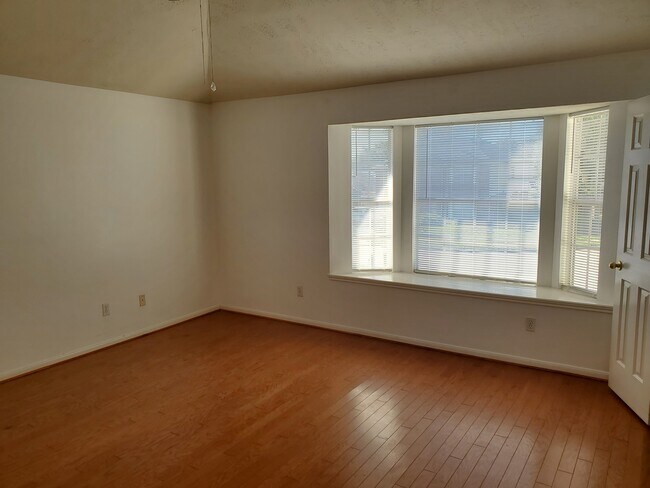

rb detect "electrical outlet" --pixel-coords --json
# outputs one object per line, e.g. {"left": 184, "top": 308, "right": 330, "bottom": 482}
{"left": 139, "top": 294, "right": 146, "bottom": 307}
{"left": 102, "top": 303, "right": 110, "bottom": 317}
{"left": 297, "top": 285, "right": 304, "bottom": 298}
{"left": 525, "top": 317, "right": 536, "bottom": 332}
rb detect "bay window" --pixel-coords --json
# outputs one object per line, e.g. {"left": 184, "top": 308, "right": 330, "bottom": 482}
{"left": 330, "top": 104, "right": 620, "bottom": 307}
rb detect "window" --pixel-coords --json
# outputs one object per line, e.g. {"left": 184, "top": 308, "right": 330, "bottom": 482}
{"left": 351, "top": 127, "right": 393, "bottom": 270}
{"left": 329, "top": 103, "right": 620, "bottom": 305}
{"left": 560, "top": 110, "right": 609, "bottom": 294}
{"left": 413, "top": 119, "right": 544, "bottom": 282}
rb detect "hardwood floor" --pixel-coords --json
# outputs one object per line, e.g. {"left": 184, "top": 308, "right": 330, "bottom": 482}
{"left": 1, "top": 311, "right": 648, "bottom": 488}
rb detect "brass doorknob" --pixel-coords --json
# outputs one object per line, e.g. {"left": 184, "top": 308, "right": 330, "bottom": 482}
{"left": 609, "top": 260, "right": 623, "bottom": 270}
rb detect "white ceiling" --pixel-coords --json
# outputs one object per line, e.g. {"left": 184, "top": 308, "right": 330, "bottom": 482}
{"left": 1, "top": 0, "right": 649, "bottom": 103}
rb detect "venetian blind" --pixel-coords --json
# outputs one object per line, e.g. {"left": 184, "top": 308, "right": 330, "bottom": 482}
{"left": 560, "top": 110, "right": 609, "bottom": 294}
{"left": 413, "top": 119, "right": 544, "bottom": 282}
{"left": 351, "top": 127, "right": 393, "bottom": 270}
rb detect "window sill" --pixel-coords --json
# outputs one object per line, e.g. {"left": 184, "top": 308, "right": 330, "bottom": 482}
{"left": 329, "top": 272, "right": 613, "bottom": 313}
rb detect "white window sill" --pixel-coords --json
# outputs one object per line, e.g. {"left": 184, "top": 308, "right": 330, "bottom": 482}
{"left": 329, "top": 272, "right": 612, "bottom": 313}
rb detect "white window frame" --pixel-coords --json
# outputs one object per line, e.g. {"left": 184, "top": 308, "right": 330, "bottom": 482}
{"left": 328, "top": 103, "right": 627, "bottom": 308}
{"left": 396, "top": 115, "right": 560, "bottom": 285}
{"left": 557, "top": 108, "right": 610, "bottom": 296}
{"left": 350, "top": 126, "right": 395, "bottom": 271}
{"left": 410, "top": 116, "right": 546, "bottom": 284}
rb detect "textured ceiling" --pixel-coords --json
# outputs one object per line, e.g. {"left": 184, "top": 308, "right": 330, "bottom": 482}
{"left": 1, "top": 0, "right": 649, "bottom": 103}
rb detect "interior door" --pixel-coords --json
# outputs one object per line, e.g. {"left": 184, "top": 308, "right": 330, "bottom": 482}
{"left": 609, "top": 95, "right": 650, "bottom": 424}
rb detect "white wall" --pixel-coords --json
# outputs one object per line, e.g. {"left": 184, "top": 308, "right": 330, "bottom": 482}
{"left": 0, "top": 75, "right": 219, "bottom": 379}
{"left": 2, "top": 50, "right": 649, "bottom": 381}
{"left": 213, "top": 50, "right": 650, "bottom": 378}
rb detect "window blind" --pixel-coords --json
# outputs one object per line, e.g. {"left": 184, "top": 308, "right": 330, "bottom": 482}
{"left": 560, "top": 110, "right": 609, "bottom": 294}
{"left": 413, "top": 119, "right": 544, "bottom": 282}
{"left": 351, "top": 127, "right": 393, "bottom": 270}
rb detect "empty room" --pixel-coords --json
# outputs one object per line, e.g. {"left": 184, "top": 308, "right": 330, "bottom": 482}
{"left": 1, "top": 1, "right": 650, "bottom": 487}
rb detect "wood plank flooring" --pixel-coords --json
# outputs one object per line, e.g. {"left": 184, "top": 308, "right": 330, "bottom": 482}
{"left": 1, "top": 311, "right": 648, "bottom": 487}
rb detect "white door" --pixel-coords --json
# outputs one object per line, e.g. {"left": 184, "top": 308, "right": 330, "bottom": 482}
{"left": 609, "top": 95, "right": 650, "bottom": 424}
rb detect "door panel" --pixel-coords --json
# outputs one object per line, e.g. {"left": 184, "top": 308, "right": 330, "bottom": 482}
{"left": 633, "top": 287, "right": 649, "bottom": 379}
{"left": 616, "top": 280, "right": 631, "bottom": 365}
{"left": 641, "top": 163, "right": 650, "bottom": 259}
{"left": 609, "top": 95, "right": 650, "bottom": 424}
{"left": 624, "top": 166, "right": 638, "bottom": 254}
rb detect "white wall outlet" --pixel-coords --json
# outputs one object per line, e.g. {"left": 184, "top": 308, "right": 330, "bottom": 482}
{"left": 525, "top": 317, "right": 536, "bottom": 332}
{"left": 102, "top": 303, "right": 110, "bottom": 317}
{"left": 297, "top": 285, "right": 304, "bottom": 298}
{"left": 139, "top": 294, "right": 146, "bottom": 307}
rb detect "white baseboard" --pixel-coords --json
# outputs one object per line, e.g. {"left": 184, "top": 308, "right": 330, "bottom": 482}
{"left": 220, "top": 305, "right": 609, "bottom": 380}
{"left": 0, "top": 305, "right": 221, "bottom": 382}
{"left": 3, "top": 304, "right": 609, "bottom": 382}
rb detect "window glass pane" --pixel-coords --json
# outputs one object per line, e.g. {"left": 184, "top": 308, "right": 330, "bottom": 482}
{"left": 414, "top": 119, "right": 544, "bottom": 282}
{"left": 351, "top": 127, "right": 393, "bottom": 270}
{"left": 560, "top": 110, "right": 609, "bottom": 294}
